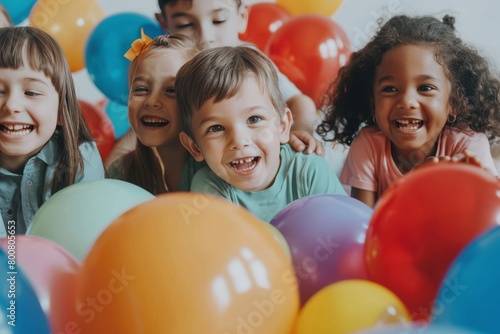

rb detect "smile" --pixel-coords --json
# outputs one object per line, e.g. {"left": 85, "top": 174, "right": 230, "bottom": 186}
{"left": 0, "top": 123, "right": 34, "bottom": 136}
{"left": 394, "top": 119, "right": 423, "bottom": 130}
{"left": 141, "top": 116, "right": 169, "bottom": 127}
{"left": 229, "top": 157, "right": 260, "bottom": 172}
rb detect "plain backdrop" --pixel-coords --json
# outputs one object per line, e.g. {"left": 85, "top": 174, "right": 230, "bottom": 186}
{"left": 72, "top": 0, "right": 500, "bottom": 104}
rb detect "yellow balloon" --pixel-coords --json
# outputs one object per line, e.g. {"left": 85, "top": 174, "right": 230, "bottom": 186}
{"left": 77, "top": 193, "right": 299, "bottom": 333}
{"left": 294, "top": 280, "right": 410, "bottom": 334}
{"left": 29, "top": 0, "right": 104, "bottom": 72}
{"left": 276, "top": 0, "right": 343, "bottom": 16}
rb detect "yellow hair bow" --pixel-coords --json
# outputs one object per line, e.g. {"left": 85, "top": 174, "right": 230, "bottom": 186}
{"left": 124, "top": 28, "right": 153, "bottom": 61}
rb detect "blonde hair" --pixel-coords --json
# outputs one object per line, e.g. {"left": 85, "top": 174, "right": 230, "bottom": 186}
{"left": 0, "top": 27, "right": 93, "bottom": 192}
{"left": 120, "top": 34, "right": 202, "bottom": 194}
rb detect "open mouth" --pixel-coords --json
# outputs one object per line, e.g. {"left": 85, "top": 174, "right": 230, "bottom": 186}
{"left": 394, "top": 119, "right": 423, "bottom": 130}
{"left": 229, "top": 157, "right": 260, "bottom": 172}
{"left": 0, "top": 123, "right": 34, "bottom": 136}
{"left": 141, "top": 116, "right": 169, "bottom": 127}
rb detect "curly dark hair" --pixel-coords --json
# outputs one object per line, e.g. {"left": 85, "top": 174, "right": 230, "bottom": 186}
{"left": 317, "top": 14, "right": 500, "bottom": 145}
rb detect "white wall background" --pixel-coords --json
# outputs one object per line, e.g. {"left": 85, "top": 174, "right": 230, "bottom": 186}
{"left": 73, "top": 0, "right": 500, "bottom": 104}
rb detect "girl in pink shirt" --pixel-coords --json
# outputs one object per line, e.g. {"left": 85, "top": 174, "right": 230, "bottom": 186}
{"left": 317, "top": 15, "right": 500, "bottom": 207}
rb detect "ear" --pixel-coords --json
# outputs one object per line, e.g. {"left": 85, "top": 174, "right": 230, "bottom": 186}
{"left": 279, "top": 107, "right": 293, "bottom": 144}
{"left": 155, "top": 12, "right": 168, "bottom": 33}
{"left": 237, "top": 4, "right": 249, "bottom": 34}
{"left": 179, "top": 131, "right": 205, "bottom": 162}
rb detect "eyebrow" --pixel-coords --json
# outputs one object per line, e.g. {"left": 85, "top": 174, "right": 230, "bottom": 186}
{"left": 170, "top": 8, "right": 227, "bottom": 19}
{"left": 375, "top": 74, "right": 440, "bottom": 84}
{"left": 25, "top": 77, "right": 51, "bottom": 87}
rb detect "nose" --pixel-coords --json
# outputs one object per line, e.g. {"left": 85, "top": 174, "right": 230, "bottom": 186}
{"left": 144, "top": 90, "right": 162, "bottom": 108}
{"left": 229, "top": 127, "right": 252, "bottom": 150}
{"left": 397, "top": 89, "right": 419, "bottom": 110}
{"left": 198, "top": 21, "right": 216, "bottom": 47}
{"left": 1, "top": 92, "right": 22, "bottom": 115}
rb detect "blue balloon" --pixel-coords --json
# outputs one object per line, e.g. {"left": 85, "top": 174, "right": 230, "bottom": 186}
{"left": 0, "top": 0, "right": 36, "bottom": 25}
{"left": 85, "top": 13, "right": 164, "bottom": 105}
{"left": 355, "top": 324, "right": 483, "bottom": 334}
{"left": 432, "top": 226, "right": 500, "bottom": 333}
{"left": 106, "top": 101, "right": 130, "bottom": 138}
{"left": 0, "top": 248, "right": 50, "bottom": 333}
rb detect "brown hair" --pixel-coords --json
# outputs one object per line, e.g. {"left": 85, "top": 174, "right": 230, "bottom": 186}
{"left": 0, "top": 26, "right": 93, "bottom": 193}
{"left": 176, "top": 45, "right": 286, "bottom": 139}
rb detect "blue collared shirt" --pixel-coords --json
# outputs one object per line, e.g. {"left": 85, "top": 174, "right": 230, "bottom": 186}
{"left": 0, "top": 137, "right": 105, "bottom": 235}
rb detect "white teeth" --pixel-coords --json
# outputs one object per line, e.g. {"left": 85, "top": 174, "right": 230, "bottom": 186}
{"left": 6, "top": 124, "right": 31, "bottom": 130}
{"left": 142, "top": 116, "right": 167, "bottom": 123}
{"left": 232, "top": 157, "right": 255, "bottom": 165}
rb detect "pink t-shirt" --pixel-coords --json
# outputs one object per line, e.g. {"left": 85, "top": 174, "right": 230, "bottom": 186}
{"left": 340, "top": 126, "right": 498, "bottom": 197}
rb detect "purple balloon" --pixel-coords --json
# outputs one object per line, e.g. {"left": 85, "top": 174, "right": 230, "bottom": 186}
{"left": 270, "top": 194, "right": 372, "bottom": 304}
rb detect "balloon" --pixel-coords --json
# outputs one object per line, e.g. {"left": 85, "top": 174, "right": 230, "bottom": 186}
{"left": 1, "top": 0, "right": 36, "bottom": 25}
{"left": 0, "top": 236, "right": 81, "bottom": 333}
{"left": 85, "top": 13, "right": 164, "bottom": 105}
{"left": 355, "top": 324, "right": 484, "bottom": 334}
{"left": 79, "top": 100, "right": 116, "bottom": 161}
{"left": 432, "top": 226, "right": 500, "bottom": 333}
{"left": 29, "top": 0, "right": 104, "bottom": 72}
{"left": 294, "top": 280, "right": 410, "bottom": 334}
{"left": 77, "top": 193, "right": 299, "bottom": 333}
{"left": 263, "top": 222, "right": 292, "bottom": 261}
{"left": 105, "top": 100, "right": 130, "bottom": 138}
{"left": 276, "top": 0, "right": 343, "bottom": 16}
{"left": 239, "top": 3, "right": 291, "bottom": 52}
{"left": 266, "top": 15, "right": 351, "bottom": 108}
{"left": 366, "top": 163, "right": 500, "bottom": 321}
{"left": 0, "top": 248, "right": 51, "bottom": 333}
{"left": 270, "top": 194, "right": 371, "bottom": 305}
{"left": 27, "top": 179, "right": 155, "bottom": 260}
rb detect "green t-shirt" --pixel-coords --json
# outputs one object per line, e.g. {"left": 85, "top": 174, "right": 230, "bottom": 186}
{"left": 191, "top": 144, "right": 346, "bottom": 222}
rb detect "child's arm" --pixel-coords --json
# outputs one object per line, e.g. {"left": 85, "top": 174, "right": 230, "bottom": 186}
{"left": 351, "top": 187, "right": 377, "bottom": 208}
{"left": 286, "top": 93, "right": 324, "bottom": 156}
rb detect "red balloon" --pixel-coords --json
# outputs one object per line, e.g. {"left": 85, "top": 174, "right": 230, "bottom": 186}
{"left": 0, "top": 236, "right": 81, "bottom": 333}
{"left": 239, "top": 3, "right": 291, "bottom": 52}
{"left": 80, "top": 100, "right": 116, "bottom": 161}
{"left": 365, "top": 163, "right": 500, "bottom": 321}
{"left": 266, "top": 15, "right": 351, "bottom": 108}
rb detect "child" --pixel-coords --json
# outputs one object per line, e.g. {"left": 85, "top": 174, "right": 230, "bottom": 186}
{"left": 176, "top": 46, "right": 346, "bottom": 222}
{"left": 155, "top": 0, "right": 322, "bottom": 154}
{"left": 0, "top": 4, "right": 13, "bottom": 27}
{"left": 0, "top": 27, "right": 105, "bottom": 234}
{"left": 317, "top": 15, "right": 500, "bottom": 208}
{"left": 107, "top": 32, "right": 204, "bottom": 194}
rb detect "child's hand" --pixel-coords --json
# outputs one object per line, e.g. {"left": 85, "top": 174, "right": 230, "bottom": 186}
{"left": 425, "top": 150, "right": 482, "bottom": 168}
{"left": 289, "top": 130, "right": 325, "bottom": 156}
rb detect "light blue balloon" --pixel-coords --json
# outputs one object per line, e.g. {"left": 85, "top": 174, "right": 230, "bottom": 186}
{"left": 106, "top": 100, "right": 130, "bottom": 138}
{"left": 355, "top": 323, "right": 483, "bottom": 334}
{"left": 85, "top": 13, "right": 164, "bottom": 105}
{"left": 0, "top": 0, "right": 36, "bottom": 25}
{"left": 432, "top": 226, "right": 500, "bottom": 333}
{"left": 0, "top": 249, "right": 50, "bottom": 333}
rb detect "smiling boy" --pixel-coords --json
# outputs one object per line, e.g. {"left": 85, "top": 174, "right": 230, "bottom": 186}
{"left": 177, "top": 46, "right": 345, "bottom": 222}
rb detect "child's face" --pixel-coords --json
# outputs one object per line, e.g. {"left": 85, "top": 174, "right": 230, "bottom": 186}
{"left": 0, "top": 64, "right": 59, "bottom": 167}
{"left": 163, "top": 0, "right": 248, "bottom": 48}
{"left": 372, "top": 44, "right": 453, "bottom": 161}
{"left": 128, "top": 50, "right": 188, "bottom": 149}
{"left": 183, "top": 76, "right": 292, "bottom": 191}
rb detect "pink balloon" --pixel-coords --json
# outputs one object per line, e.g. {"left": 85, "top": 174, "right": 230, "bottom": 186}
{"left": 270, "top": 194, "right": 371, "bottom": 304}
{"left": 0, "top": 236, "right": 81, "bottom": 333}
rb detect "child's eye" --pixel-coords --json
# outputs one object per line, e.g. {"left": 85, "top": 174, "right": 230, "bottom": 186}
{"left": 381, "top": 86, "right": 397, "bottom": 93}
{"left": 418, "top": 85, "right": 434, "bottom": 92}
{"left": 213, "top": 19, "right": 227, "bottom": 25}
{"left": 207, "top": 124, "right": 224, "bottom": 133}
{"left": 25, "top": 91, "right": 40, "bottom": 97}
{"left": 247, "top": 116, "right": 262, "bottom": 124}
{"left": 165, "top": 87, "right": 176, "bottom": 95}
{"left": 176, "top": 23, "right": 194, "bottom": 30}
{"left": 132, "top": 87, "right": 148, "bottom": 94}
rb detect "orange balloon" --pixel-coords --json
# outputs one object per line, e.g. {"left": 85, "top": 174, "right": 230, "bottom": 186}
{"left": 77, "top": 193, "right": 299, "bottom": 333}
{"left": 276, "top": 0, "right": 343, "bottom": 16}
{"left": 29, "top": 0, "right": 104, "bottom": 72}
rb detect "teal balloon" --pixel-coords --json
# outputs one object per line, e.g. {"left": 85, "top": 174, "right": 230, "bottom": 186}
{"left": 431, "top": 226, "right": 500, "bottom": 333}
{"left": 0, "top": 0, "right": 36, "bottom": 25}
{"left": 355, "top": 324, "right": 483, "bottom": 334}
{"left": 27, "top": 179, "right": 155, "bottom": 261}
{"left": 106, "top": 100, "right": 130, "bottom": 138}
{"left": 85, "top": 13, "right": 164, "bottom": 105}
{"left": 0, "top": 249, "right": 50, "bottom": 333}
